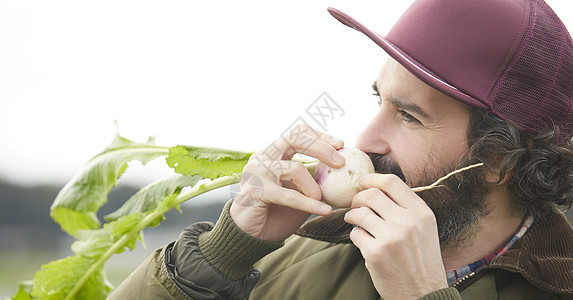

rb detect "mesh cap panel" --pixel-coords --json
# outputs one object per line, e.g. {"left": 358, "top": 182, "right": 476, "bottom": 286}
{"left": 489, "top": 0, "right": 573, "bottom": 143}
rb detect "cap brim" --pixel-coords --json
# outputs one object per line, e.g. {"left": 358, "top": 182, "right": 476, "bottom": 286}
{"left": 327, "top": 7, "right": 489, "bottom": 110}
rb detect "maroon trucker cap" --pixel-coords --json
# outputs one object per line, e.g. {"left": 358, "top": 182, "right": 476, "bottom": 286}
{"left": 328, "top": 0, "right": 573, "bottom": 143}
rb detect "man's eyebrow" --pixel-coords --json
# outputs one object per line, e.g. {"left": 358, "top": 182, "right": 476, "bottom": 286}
{"left": 388, "top": 96, "right": 430, "bottom": 120}
{"left": 372, "top": 80, "right": 430, "bottom": 120}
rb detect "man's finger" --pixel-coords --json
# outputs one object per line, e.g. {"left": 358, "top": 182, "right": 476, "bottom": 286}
{"left": 251, "top": 124, "right": 345, "bottom": 169}
{"left": 263, "top": 184, "right": 332, "bottom": 216}
{"left": 359, "top": 173, "right": 423, "bottom": 209}
{"left": 344, "top": 206, "right": 388, "bottom": 238}
{"left": 351, "top": 188, "right": 403, "bottom": 220}
{"left": 280, "top": 161, "right": 322, "bottom": 200}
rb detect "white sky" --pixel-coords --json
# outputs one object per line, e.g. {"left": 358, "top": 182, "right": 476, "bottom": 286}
{"left": 1, "top": 1, "right": 572, "bottom": 186}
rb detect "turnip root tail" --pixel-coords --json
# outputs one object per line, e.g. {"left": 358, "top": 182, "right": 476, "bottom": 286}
{"left": 410, "top": 162, "right": 484, "bottom": 192}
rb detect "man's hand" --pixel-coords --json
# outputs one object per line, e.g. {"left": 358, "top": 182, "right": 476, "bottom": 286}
{"left": 344, "top": 173, "right": 448, "bottom": 299}
{"left": 230, "top": 124, "right": 345, "bottom": 242}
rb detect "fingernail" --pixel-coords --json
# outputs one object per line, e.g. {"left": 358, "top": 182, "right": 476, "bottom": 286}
{"left": 320, "top": 204, "right": 332, "bottom": 215}
{"left": 332, "top": 152, "right": 344, "bottom": 163}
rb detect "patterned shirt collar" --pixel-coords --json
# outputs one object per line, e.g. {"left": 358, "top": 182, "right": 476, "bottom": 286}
{"left": 446, "top": 215, "right": 535, "bottom": 286}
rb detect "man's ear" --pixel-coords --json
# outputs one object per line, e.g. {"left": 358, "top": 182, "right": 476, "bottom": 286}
{"left": 485, "top": 168, "right": 512, "bottom": 186}
{"left": 487, "top": 139, "right": 530, "bottom": 186}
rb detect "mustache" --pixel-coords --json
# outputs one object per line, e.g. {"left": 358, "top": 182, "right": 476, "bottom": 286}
{"left": 368, "top": 153, "right": 406, "bottom": 182}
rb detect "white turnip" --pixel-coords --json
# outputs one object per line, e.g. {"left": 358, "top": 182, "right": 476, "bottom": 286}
{"left": 314, "top": 147, "right": 374, "bottom": 208}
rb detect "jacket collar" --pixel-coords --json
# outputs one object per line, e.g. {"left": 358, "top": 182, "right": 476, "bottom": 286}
{"left": 295, "top": 208, "right": 573, "bottom": 295}
{"left": 489, "top": 210, "right": 573, "bottom": 295}
{"left": 296, "top": 209, "right": 352, "bottom": 243}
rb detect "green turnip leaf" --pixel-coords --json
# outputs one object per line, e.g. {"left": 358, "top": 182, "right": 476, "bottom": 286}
{"left": 104, "top": 174, "right": 201, "bottom": 224}
{"left": 71, "top": 213, "right": 144, "bottom": 258}
{"left": 50, "top": 134, "right": 169, "bottom": 237}
{"left": 166, "top": 145, "right": 252, "bottom": 179}
{"left": 11, "top": 281, "right": 33, "bottom": 300}
{"left": 31, "top": 255, "right": 109, "bottom": 300}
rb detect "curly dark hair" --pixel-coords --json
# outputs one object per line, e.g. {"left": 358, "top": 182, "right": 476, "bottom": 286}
{"left": 465, "top": 109, "right": 573, "bottom": 217}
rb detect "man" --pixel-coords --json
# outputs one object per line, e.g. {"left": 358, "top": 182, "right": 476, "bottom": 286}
{"left": 110, "top": 0, "right": 573, "bottom": 299}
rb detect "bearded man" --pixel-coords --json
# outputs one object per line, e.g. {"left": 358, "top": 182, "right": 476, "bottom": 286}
{"left": 110, "top": 0, "right": 573, "bottom": 299}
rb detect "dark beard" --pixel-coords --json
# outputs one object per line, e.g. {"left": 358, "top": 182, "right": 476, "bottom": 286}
{"left": 368, "top": 153, "right": 489, "bottom": 249}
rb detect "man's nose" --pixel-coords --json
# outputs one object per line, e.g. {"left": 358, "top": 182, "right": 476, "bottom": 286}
{"left": 355, "top": 112, "right": 391, "bottom": 156}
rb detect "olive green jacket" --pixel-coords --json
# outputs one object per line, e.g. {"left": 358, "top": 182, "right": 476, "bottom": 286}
{"left": 109, "top": 202, "right": 573, "bottom": 299}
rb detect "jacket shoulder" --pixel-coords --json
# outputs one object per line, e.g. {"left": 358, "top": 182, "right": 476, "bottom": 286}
{"left": 108, "top": 243, "right": 192, "bottom": 300}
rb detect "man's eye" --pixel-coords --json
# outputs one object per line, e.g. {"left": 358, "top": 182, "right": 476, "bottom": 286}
{"left": 398, "top": 109, "right": 420, "bottom": 124}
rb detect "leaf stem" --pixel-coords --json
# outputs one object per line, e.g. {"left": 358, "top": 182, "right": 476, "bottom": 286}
{"left": 64, "top": 174, "right": 242, "bottom": 300}
{"left": 173, "top": 174, "right": 242, "bottom": 207}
